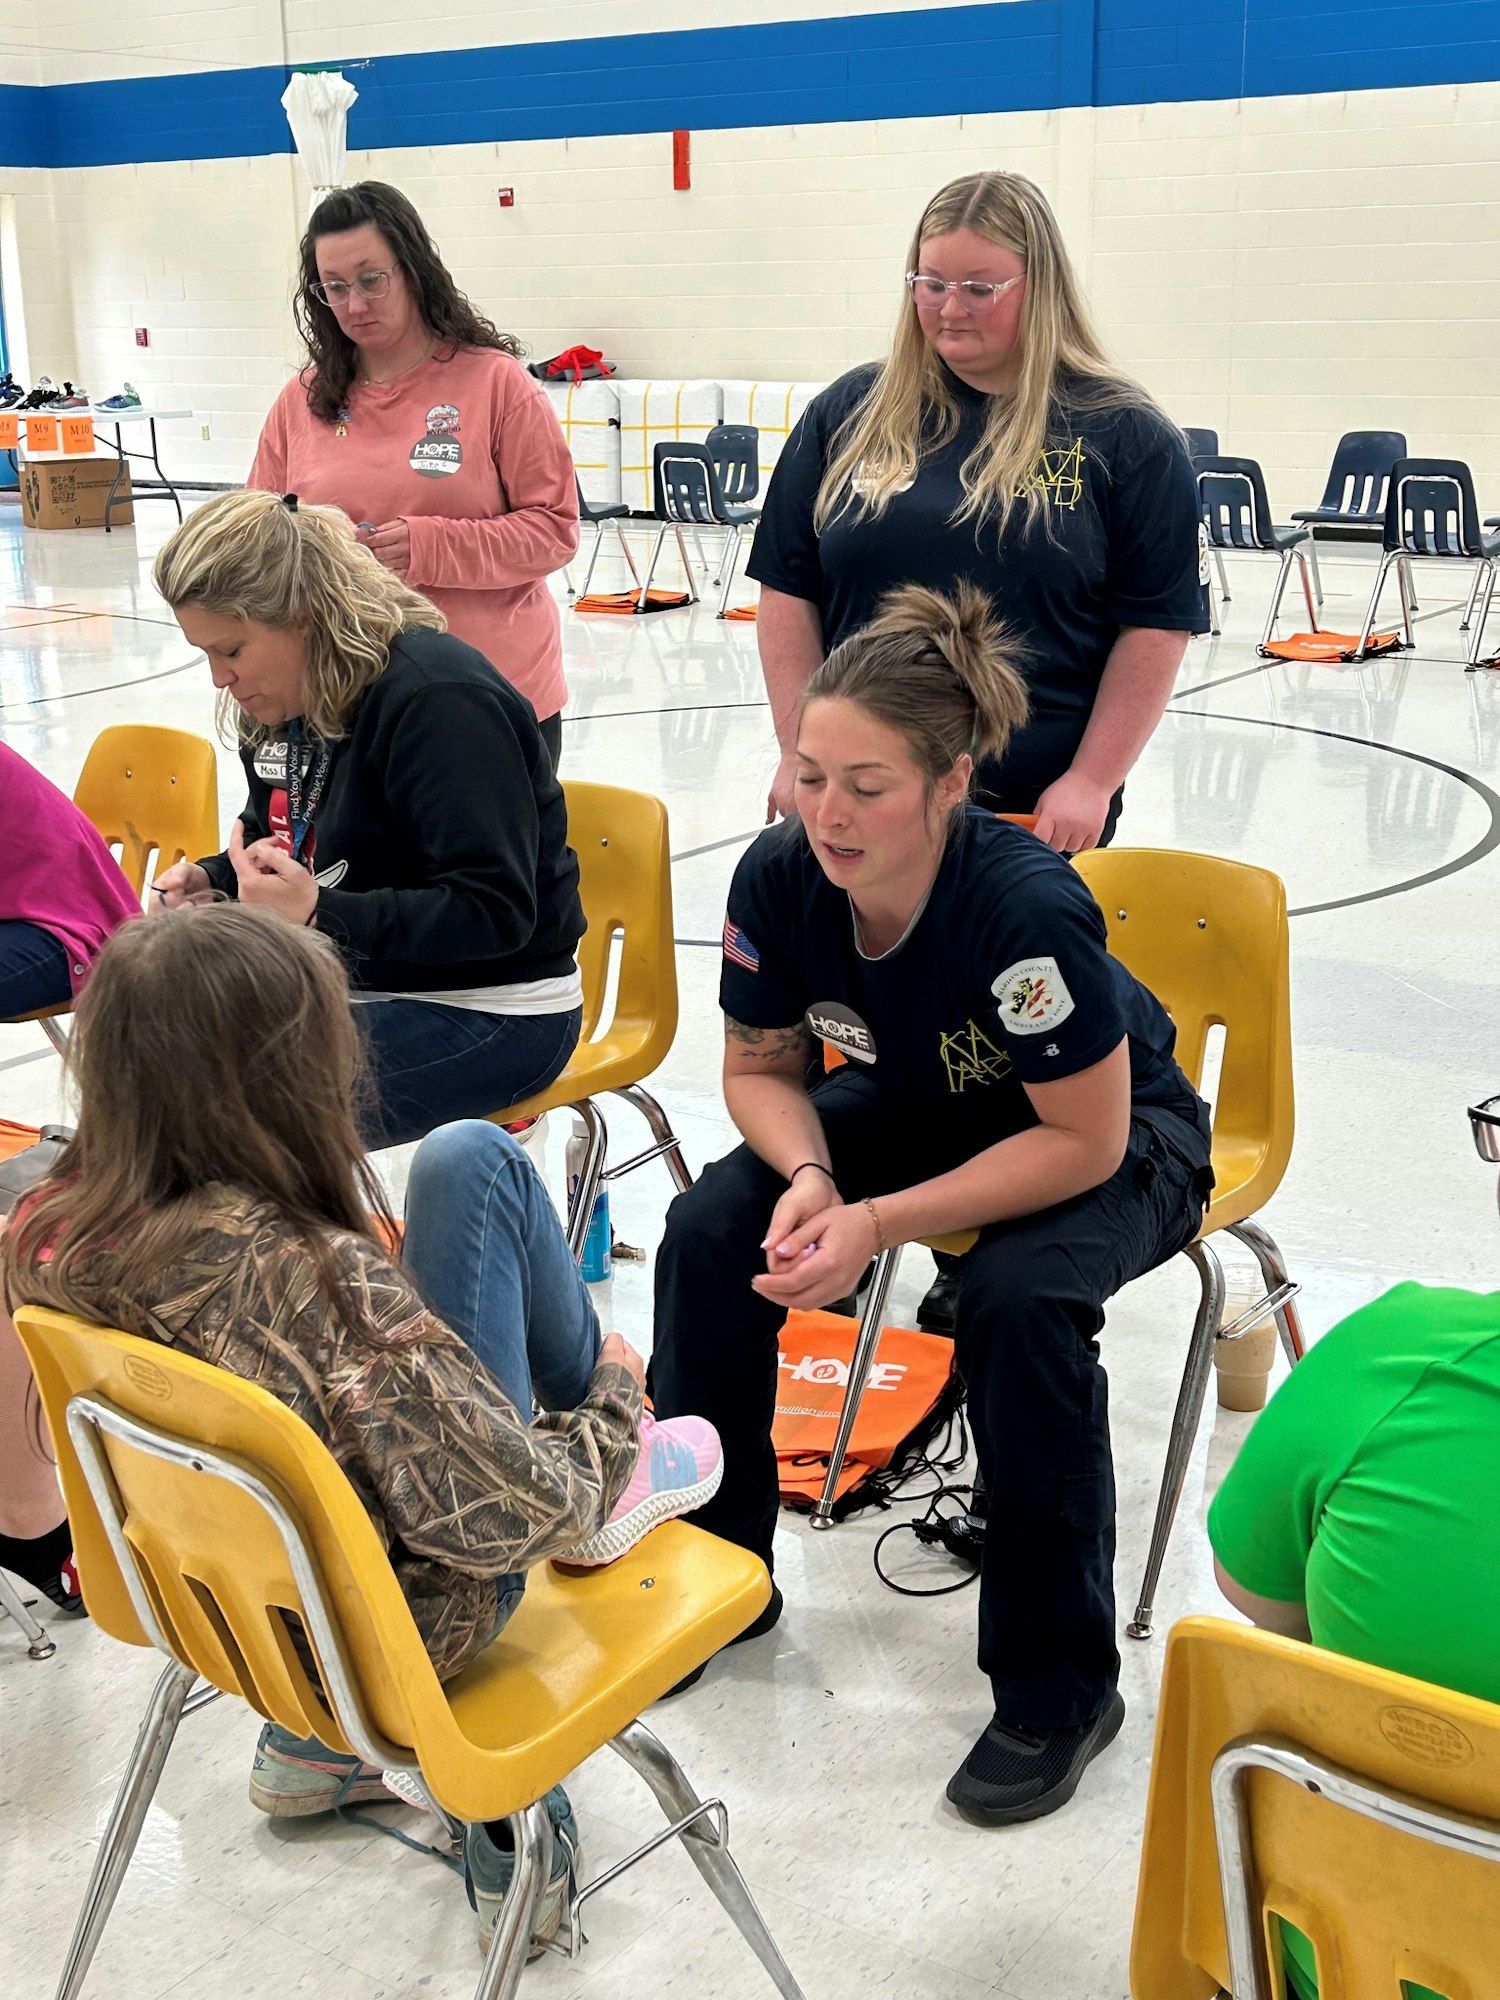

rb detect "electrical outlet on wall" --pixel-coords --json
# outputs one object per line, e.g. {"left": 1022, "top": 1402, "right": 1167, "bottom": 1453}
{"left": 200, "top": 424, "right": 211, "bottom": 441}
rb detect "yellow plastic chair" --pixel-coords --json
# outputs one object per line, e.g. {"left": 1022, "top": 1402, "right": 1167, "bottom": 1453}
{"left": 490, "top": 781, "right": 691, "bottom": 1257}
{"left": 9, "top": 724, "right": 220, "bottom": 1052}
{"left": 1073, "top": 847, "right": 1302, "bottom": 1639}
{"left": 14, "top": 1304, "right": 807, "bottom": 2000}
{"left": 1132, "top": 1616, "right": 1500, "bottom": 1998}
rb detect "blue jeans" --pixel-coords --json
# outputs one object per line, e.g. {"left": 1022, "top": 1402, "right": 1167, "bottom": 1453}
{"left": 355, "top": 1001, "right": 581, "bottom": 1150}
{"left": 0, "top": 921, "right": 72, "bottom": 1017}
{"left": 404, "top": 1119, "right": 605, "bottom": 1638}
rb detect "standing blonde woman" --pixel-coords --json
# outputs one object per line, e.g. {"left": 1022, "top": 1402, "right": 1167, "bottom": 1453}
{"left": 150, "top": 489, "right": 584, "bottom": 1148}
{"left": 750, "top": 170, "right": 1204, "bottom": 854}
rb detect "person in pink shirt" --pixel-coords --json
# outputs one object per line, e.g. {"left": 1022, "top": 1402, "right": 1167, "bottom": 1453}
{"left": 0, "top": 742, "right": 141, "bottom": 1019}
{"left": 249, "top": 181, "right": 579, "bottom": 766}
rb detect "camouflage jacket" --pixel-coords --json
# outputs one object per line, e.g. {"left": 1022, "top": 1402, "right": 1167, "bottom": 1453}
{"left": 17, "top": 1188, "right": 642, "bottom": 1679}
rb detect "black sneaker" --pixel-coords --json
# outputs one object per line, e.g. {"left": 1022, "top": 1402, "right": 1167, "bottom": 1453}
{"left": 945, "top": 1691, "right": 1125, "bottom": 1826}
{"left": 659, "top": 1583, "right": 783, "bottom": 1698}
{"left": 916, "top": 1262, "right": 960, "bottom": 1334}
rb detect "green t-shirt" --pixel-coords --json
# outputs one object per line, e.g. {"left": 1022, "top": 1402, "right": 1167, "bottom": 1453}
{"left": 1208, "top": 1283, "right": 1500, "bottom": 2000}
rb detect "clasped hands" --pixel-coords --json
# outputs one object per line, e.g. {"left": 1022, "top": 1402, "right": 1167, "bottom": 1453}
{"left": 750, "top": 1167, "right": 881, "bottom": 1311}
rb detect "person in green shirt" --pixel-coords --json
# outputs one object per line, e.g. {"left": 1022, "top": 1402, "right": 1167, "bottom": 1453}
{"left": 1207, "top": 1281, "right": 1500, "bottom": 2000}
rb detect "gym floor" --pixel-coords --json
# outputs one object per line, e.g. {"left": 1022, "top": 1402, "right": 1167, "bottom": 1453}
{"left": 3, "top": 504, "right": 1498, "bottom": 1999}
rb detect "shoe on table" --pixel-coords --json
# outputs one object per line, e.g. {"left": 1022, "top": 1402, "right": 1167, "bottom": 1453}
{"left": 553, "top": 1409, "right": 723, "bottom": 1568}
{"left": 916, "top": 1262, "right": 960, "bottom": 1335}
{"left": 464, "top": 1787, "right": 579, "bottom": 1958}
{"left": 0, "top": 374, "right": 22, "bottom": 408}
{"left": 248, "top": 1722, "right": 393, "bottom": 1818}
{"left": 18, "top": 378, "right": 57, "bottom": 411}
{"left": 96, "top": 384, "right": 142, "bottom": 411}
{"left": 945, "top": 1691, "right": 1125, "bottom": 1826}
{"left": 57, "top": 383, "right": 89, "bottom": 408}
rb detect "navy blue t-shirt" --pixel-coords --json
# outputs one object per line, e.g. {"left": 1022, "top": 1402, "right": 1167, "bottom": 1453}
{"left": 720, "top": 811, "right": 1203, "bottom": 1154}
{"left": 746, "top": 364, "right": 1207, "bottom": 812}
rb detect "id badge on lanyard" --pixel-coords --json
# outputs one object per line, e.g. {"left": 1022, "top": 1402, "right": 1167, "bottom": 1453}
{"left": 284, "top": 720, "right": 332, "bottom": 868}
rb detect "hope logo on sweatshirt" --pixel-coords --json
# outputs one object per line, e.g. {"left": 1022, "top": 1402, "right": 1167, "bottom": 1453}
{"left": 410, "top": 403, "right": 463, "bottom": 478}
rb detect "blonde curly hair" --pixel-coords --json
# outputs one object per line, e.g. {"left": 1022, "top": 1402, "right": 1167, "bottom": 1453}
{"left": 153, "top": 488, "right": 446, "bottom": 743}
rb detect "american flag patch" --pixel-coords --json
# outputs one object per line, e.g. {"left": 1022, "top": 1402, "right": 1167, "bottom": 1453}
{"left": 722, "top": 917, "right": 760, "bottom": 973}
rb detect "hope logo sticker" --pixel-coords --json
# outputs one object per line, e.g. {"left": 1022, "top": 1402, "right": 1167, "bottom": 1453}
{"left": 805, "top": 1000, "right": 877, "bottom": 1065}
{"left": 992, "top": 957, "right": 1075, "bottom": 1036}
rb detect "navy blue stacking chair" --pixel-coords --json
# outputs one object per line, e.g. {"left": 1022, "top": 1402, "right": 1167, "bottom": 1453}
{"left": 1355, "top": 457, "right": 1500, "bottom": 667}
{"left": 1197, "top": 455, "right": 1316, "bottom": 648}
{"left": 1291, "top": 430, "right": 1406, "bottom": 609}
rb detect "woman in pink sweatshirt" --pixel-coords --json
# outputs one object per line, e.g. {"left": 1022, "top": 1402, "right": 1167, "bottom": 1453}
{"left": 0, "top": 742, "right": 140, "bottom": 1019}
{"left": 249, "top": 181, "right": 579, "bottom": 766}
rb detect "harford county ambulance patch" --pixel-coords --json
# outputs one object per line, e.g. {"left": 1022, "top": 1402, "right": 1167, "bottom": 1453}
{"left": 992, "top": 957, "right": 1075, "bottom": 1035}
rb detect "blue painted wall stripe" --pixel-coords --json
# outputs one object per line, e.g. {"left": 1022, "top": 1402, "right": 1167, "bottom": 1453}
{"left": 1, "top": 1, "right": 1497, "bottom": 170}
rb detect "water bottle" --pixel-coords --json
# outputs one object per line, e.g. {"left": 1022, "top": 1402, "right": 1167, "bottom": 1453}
{"left": 565, "top": 1116, "right": 611, "bottom": 1283}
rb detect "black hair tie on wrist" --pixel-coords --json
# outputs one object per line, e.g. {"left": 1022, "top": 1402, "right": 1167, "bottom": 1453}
{"left": 790, "top": 1161, "right": 835, "bottom": 1185}
{"left": 282, "top": 492, "right": 299, "bottom": 511}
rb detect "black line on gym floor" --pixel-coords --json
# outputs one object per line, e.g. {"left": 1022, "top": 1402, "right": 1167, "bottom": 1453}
{"left": 571, "top": 698, "right": 769, "bottom": 725}
{"left": 0, "top": 655, "right": 200, "bottom": 714}
{"left": 1185, "top": 710, "right": 1500, "bottom": 917}
{"left": 671, "top": 720, "right": 1500, "bottom": 932}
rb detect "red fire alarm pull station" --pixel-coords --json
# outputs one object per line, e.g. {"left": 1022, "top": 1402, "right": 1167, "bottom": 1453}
{"left": 134, "top": 327, "right": 150, "bottom": 347}
{"left": 672, "top": 130, "right": 690, "bottom": 191}
{"left": 497, "top": 187, "right": 514, "bottom": 207}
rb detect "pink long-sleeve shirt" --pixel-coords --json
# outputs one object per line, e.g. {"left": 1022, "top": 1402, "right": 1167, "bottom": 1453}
{"left": 249, "top": 349, "right": 579, "bottom": 722}
{"left": 2, "top": 744, "right": 141, "bottom": 993}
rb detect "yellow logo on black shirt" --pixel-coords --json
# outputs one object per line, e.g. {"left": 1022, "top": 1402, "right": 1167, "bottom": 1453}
{"left": 1016, "top": 438, "right": 1085, "bottom": 510}
{"left": 939, "top": 1020, "right": 1013, "bottom": 1093}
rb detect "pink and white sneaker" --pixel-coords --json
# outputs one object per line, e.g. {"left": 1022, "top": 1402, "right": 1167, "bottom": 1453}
{"left": 556, "top": 1411, "right": 723, "bottom": 1567}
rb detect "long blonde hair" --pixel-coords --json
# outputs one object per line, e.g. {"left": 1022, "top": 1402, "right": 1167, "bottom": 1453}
{"left": 153, "top": 488, "right": 446, "bottom": 744}
{"left": 815, "top": 172, "right": 1153, "bottom": 539}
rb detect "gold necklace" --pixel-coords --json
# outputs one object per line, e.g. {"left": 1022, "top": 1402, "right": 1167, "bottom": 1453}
{"left": 358, "top": 336, "right": 436, "bottom": 389}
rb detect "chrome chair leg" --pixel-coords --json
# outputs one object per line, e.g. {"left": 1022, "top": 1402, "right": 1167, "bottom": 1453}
{"left": 673, "top": 527, "right": 701, "bottom": 603}
{"left": 1207, "top": 564, "right": 1222, "bottom": 637}
{"left": 1260, "top": 548, "right": 1297, "bottom": 649}
{"left": 1225, "top": 1218, "right": 1305, "bottom": 1367}
{"left": 1352, "top": 551, "right": 1395, "bottom": 661}
{"left": 1295, "top": 550, "right": 1317, "bottom": 629}
{"left": 810, "top": 1247, "right": 902, "bottom": 1528}
{"left": 40, "top": 1015, "right": 70, "bottom": 1053}
{"left": 636, "top": 526, "right": 669, "bottom": 611}
{"left": 565, "top": 1098, "right": 609, "bottom": 1260}
{"left": 1127, "top": 1237, "right": 1225, "bottom": 1641}
{"left": 0, "top": 1568, "right": 54, "bottom": 1658}
{"left": 611, "top": 1722, "right": 807, "bottom": 2000}
{"left": 576, "top": 522, "right": 607, "bottom": 600}
{"left": 1460, "top": 560, "right": 1484, "bottom": 633}
{"left": 473, "top": 1800, "right": 553, "bottom": 2000}
{"left": 56, "top": 1661, "right": 197, "bottom": 2000}
{"left": 613, "top": 523, "right": 641, "bottom": 588}
{"left": 1396, "top": 556, "right": 1417, "bottom": 648}
{"left": 1212, "top": 548, "right": 1231, "bottom": 602}
{"left": 1466, "top": 559, "right": 1497, "bottom": 672}
{"left": 716, "top": 526, "right": 743, "bottom": 619}
{"left": 612, "top": 1082, "right": 693, "bottom": 1194}
{"left": 1304, "top": 534, "right": 1323, "bottom": 608}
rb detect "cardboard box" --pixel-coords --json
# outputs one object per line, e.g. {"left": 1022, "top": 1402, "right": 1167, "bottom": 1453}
{"left": 19, "top": 455, "right": 133, "bottom": 529}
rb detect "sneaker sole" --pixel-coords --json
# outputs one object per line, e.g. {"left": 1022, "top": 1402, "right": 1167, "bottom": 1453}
{"left": 553, "top": 1461, "right": 724, "bottom": 1569}
{"left": 946, "top": 1692, "right": 1126, "bottom": 1828}
{"left": 475, "top": 1841, "right": 578, "bottom": 1960}
{"left": 248, "top": 1769, "right": 394, "bottom": 1818}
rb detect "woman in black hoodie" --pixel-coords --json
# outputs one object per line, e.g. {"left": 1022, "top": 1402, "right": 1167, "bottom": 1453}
{"left": 151, "top": 488, "right": 584, "bottom": 1147}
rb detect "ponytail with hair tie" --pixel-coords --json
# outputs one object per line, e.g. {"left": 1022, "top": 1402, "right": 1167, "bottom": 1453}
{"left": 804, "top": 580, "right": 1030, "bottom": 802}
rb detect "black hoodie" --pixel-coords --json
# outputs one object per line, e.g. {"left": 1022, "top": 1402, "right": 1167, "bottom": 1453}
{"left": 200, "top": 628, "right": 583, "bottom": 996}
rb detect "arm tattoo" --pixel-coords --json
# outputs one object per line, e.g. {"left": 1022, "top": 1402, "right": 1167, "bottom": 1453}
{"left": 725, "top": 1016, "right": 811, "bottom": 1066}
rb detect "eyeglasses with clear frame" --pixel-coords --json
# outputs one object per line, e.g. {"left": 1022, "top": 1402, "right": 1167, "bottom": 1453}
{"left": 310, "top": 268, "right": 398, "bottom": 308}
{"left": 905, "top": 271, "right": 1025, "bottom": 316}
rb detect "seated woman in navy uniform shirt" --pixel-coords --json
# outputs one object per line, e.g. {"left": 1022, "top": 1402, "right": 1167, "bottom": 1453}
{"left": 650, "top": 584, "right": 1214, "bottom": 1828}
{"left": 750, "top": 169, "right": 1206, "bottom": 855}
